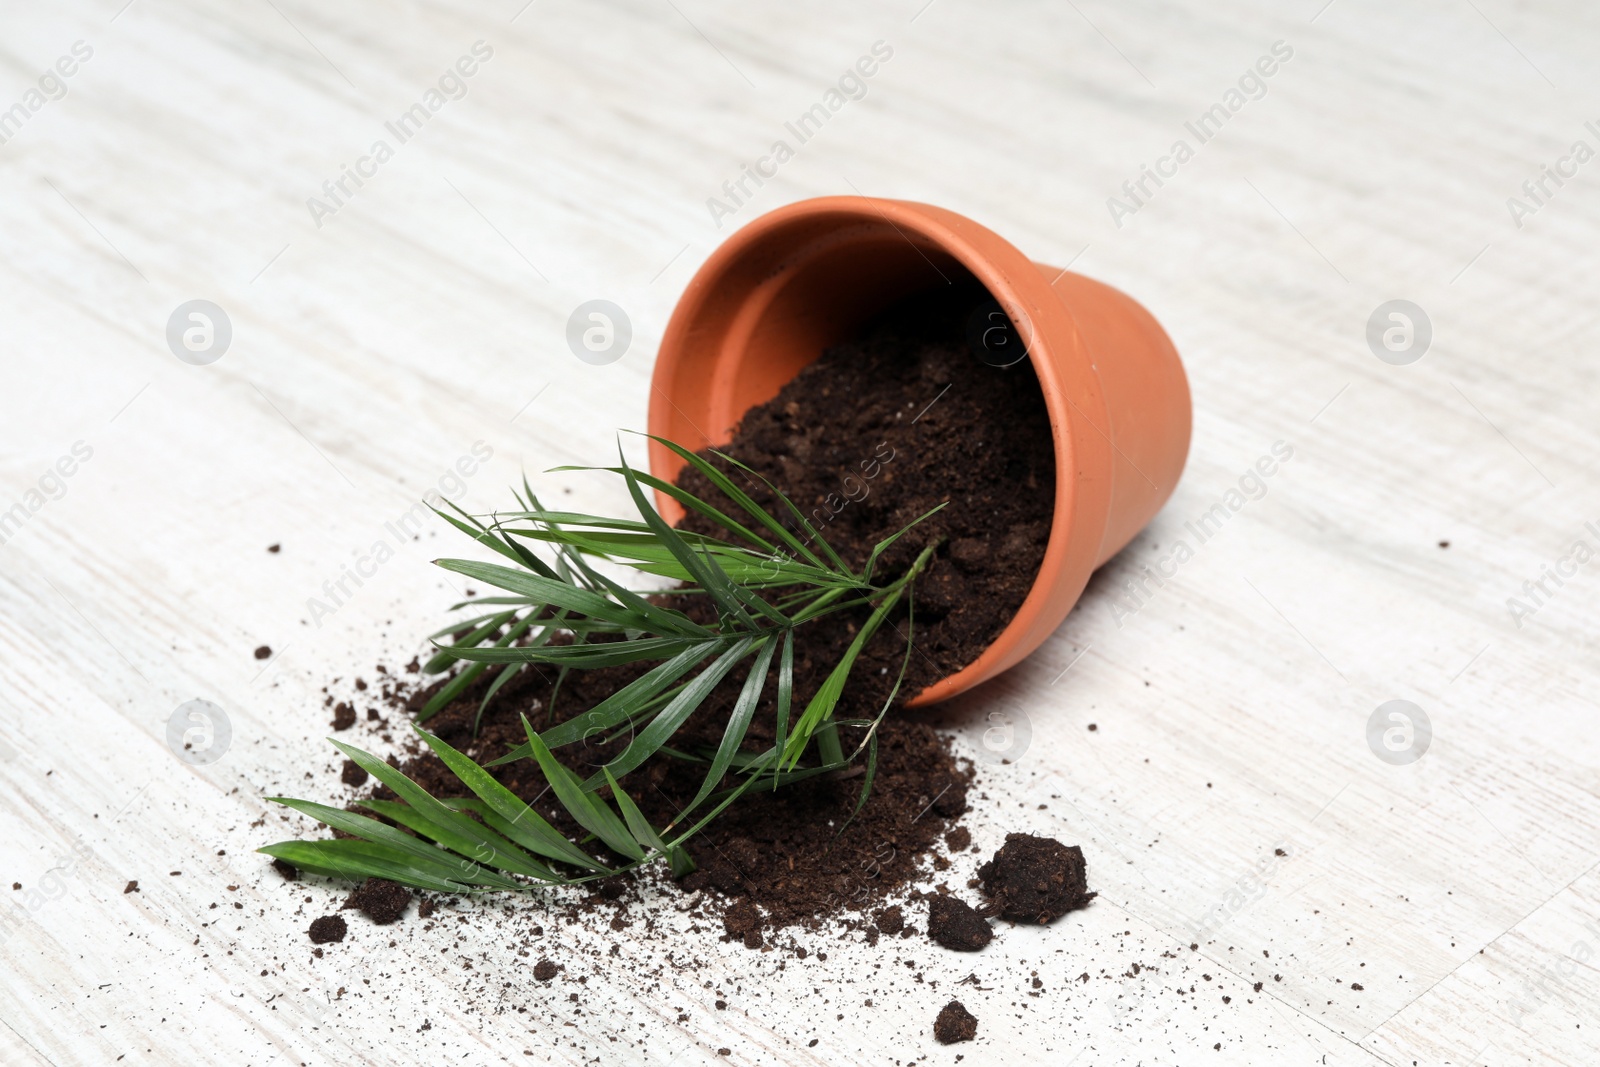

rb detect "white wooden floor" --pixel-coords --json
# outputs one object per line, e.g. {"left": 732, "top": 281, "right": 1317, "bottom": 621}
{"left": 4, "top": 1, "right": 1599, "bottom": 1064}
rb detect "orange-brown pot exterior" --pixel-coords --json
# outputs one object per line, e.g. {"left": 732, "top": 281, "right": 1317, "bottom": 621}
{"left": 648, "top": 197, "right": 1190, "bottom": 705}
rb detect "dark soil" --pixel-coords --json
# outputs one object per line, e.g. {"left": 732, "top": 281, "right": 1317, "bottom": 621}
{"left": 926, "top": 894, "right": 993, "bottom": 952}
{"left": 342, "top": 878, "right": 411, "bottom": 925}
{"left": 979, "top": 833, "right": 1096, "bottom": 924}
{"left": 533, "top": 959, "right": 558, "bottom": 981}
{"left": 308, "top": 915, "right": 346, "bottom": 943}
{"left": 722, "top": 899, "right": 765, "bottom": 949}
{"left": 674, "top": 280, "right": 1056, "bottom": 707}
{"left": 340, "top": 759, "right": 369, "bottom": 788}
{"left": 331, "top": 702, "right": 356, "bottom": 731}
{"left": 933, "top": 999, "right": 978, "bottom": 1044}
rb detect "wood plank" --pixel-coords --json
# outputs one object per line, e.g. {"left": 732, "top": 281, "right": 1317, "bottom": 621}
{"left": 2, "top": 0, "right": 1597, "bottom": 1063}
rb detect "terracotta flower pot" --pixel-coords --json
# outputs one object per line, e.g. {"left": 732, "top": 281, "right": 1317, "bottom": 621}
{"left": 648, "top": 196, "right": 1191, "bottom": 706}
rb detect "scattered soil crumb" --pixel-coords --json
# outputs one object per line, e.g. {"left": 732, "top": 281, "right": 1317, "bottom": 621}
{"left": 927, "top": 895, "right": 993, "bottom": 952}
{"left": 308, "top": 915, "right": 347, "bottom": 943}
{"left": 945, "top": 827, "right": 972, "bottom": 852}
{"left": 875, "top": 905, "right": 904, "bottom": 936}
{"left": 254, "top": 645, "right": 272, "bottom": 660}
{"left": 979, "top": 833, "right": 1095, "bottom": 923}
{"left": 271, "top": 858, "right": 299, "bottom": 882}
{"left": 340, "top": 759, "right": 369, "bottom": 788}
{"left": 342, "top": 878, "right": 411, "bottom": 925}
{"left": 723, "top": 899, "right": 765, "bottom": 949}
{"left": 533, "top": 959, "right": 558, "bottom": 981}
{"left": 123, "top": 880, "right": 139, "bottom": 894}
{"left": 934, "top": 999, "right": 978, "bottom": 1044}
{"left": 331, "top": 702, "right": 357, "bottom": 731}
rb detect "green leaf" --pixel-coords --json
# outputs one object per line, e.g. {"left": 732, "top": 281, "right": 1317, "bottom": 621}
{"left": 434, "top": 558, "right": 703, "bottom": 636}
{"left": 418, "top": 610, "right": 550, "bottom": 725}
{"left": 331, "top": 739, "right": 552, "bottom": 881}
{"left": 616, "top": 446, "right": 757, "bottom": 632}
{"left": 520, "top": 716, "right": 645, "bottom": 862}
{"left": 645, "top": 434, "right": 836, "bottom": 572}
{"left": 434, "top": 498, "right": 559, "bottom": 580}
{"left": 257, "top": 839, "right": 490, "bottom": 893}
{"left": 412, "top": 727, "right": 608, "bottom": 871}
{"left": 781, "top": 546, "right": 935, "bottom": 769}
{"left": 425, "top": 610, "right": 526, "bottom": 640}
{"left": 265, "top": 797, "right": 524, "bottom": 889}
{"left": 350, "top": 799, "right": 556, "bottom": 883}
{"left": 680, "top": 635, "right": 776, "bottom": 821}
{"left": 668, "top": 845, "right": 697, "bottom": 878}
{"left": 603, "top": 768, "right": 667, "bottom": 855}
{"left": 548, "top": 464, "right": 776, "bottom": 553}
{"left": 442, "top": 636, "right": 701, "bottom": 669}
{"left": 769, "top": 629, "right": 794, "bottom": 791}
{"left": 423, "top": 611, "right": 514, "bottom": 674}
{"left": 416, "top": 661, "right": 487, "bottom": 723}
{"left": 708, "top": 447, "right": 851, "bottom": 574}
{"left": 587, "top": 637, "right": 756, "bottom": 785}
{"left": 522, "top": 644, "right": 716, "bottom": 754}
{"left": 860, "top": 502, "right": 947, "bottom": 583}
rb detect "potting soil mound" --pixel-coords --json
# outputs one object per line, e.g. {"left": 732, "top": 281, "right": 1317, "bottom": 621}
{"left": 343, "top": 877, "right": 412, "bottom": 925}
{"left": 925, "top": 893, "right": 993, "bottom": 952}
{"left": 301, "top": 280, "right": 1057, "bottom": 941}
{"left": 979, "top": 832, "right": 1097, "bottom": 923}
{"left": 933, "top": 999, "right": 978, "bottom": 1044}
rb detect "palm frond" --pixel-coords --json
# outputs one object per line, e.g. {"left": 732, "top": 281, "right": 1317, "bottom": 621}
{"left": 262, "top": 436, "right": 941, "bottom": 893}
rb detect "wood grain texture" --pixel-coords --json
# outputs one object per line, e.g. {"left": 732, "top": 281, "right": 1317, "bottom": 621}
{"left": 2, "top": 0, "right": 1597, "bottom": 1063}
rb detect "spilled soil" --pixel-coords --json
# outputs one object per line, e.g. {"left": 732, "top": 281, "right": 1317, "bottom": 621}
{"left": 298, "top": 280, "right": 1059, "bottom": 943}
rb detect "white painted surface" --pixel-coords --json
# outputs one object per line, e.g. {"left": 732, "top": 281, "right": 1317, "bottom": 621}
{"left": 2, "top": 1, "right": 1597, "bottom": 1063}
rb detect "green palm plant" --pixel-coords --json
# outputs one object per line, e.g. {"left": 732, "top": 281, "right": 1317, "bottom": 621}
{"left": 259, "top": 435, "right": 941, "bottom": 892}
